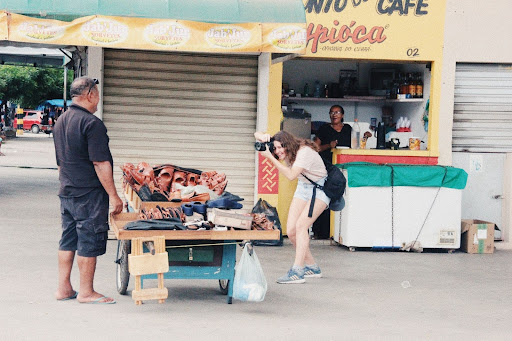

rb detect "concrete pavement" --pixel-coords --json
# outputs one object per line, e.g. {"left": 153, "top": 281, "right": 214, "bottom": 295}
{"left": 0, "top": 133, "right": 511, "bottom": 340}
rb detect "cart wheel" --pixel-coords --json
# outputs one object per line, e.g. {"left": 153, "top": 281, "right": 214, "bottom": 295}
{"left": 219, "top": 279, "right": 229, "bottom": 295}
{"left": 116, "top": 240, "right": 131, "bottom": 295}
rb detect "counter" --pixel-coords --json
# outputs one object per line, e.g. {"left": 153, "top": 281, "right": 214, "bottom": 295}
{"left": 333, "top": 147, "right": 439, "bottom": 165}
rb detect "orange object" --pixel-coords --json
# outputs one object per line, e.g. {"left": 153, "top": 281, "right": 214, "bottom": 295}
{"left": 409, "top": 137, "right": 421, "bottom": 150}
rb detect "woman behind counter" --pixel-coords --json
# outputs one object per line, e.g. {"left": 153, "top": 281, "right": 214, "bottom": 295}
{"left": 312, "top": 104, "right": 351, "bottom": 239}
{"left": 314, "top": 104, "right": 352, "bottom": 161}
{"left": 254, "top": 130, "right": 328, "bottom": 284}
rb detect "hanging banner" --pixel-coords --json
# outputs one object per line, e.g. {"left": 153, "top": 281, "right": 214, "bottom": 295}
{"left": 9, "top": 14, "right": 93, "bottom": 45}
{"left": 0, "top": 11, "right": 8, "bottom": 40}
{"left": 6, "top": 12, "right": 306, "bottom": 54}
{"left": 303, "top": 0, "right": 446, "bottom": 61}
{"left": 262, "top": 23, "right": 307, "bottom": 53}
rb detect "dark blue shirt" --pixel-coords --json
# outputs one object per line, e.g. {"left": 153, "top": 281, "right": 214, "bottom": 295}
{"left": 53, "top": 104, "right": 113, "bottom": 197}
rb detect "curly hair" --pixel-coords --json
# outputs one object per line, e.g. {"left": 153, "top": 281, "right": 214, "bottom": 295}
{"left": 273, "top": 130, "right": 319, "bottom": 166}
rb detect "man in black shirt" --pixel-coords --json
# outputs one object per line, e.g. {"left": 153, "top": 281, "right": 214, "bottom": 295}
{"left": 53, "top": 77, "right": 123, "bottom": 304}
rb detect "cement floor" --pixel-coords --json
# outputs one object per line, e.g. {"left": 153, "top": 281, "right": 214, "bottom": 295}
{"left": 0, "top": 133, "right": 510, "bottom": 340}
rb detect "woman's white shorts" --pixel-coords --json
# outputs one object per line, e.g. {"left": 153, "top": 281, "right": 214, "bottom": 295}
{"left": 293, "top": 177, "right": 330, "bottom": 206}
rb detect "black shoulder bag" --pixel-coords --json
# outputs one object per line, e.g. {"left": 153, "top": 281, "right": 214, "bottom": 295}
{"left": 301, "top": 157, "right": 346, "bottom": 217}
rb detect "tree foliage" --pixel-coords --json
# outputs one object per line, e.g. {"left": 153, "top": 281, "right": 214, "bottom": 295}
{"left": 0, "top": 65, "right": 73, "bottom": 108}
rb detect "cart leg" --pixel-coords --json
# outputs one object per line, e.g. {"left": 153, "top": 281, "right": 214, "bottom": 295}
{"left": 157, "top": 273, "right": 165, "bottom": 304}
{"left": 227, "top": 280, "right": 233, "bottom": 304}
{"left": 134, "top": 275, "right": 142, "bottom": 305}
{"left": 224, "top": 243, "right": 236, "bottom": 304}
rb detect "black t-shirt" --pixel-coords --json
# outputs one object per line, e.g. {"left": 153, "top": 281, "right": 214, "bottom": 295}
{"left": 315, "top": 123, "right": 352, "bottom": 160}
{"left": 53, "top": 104, "right": 113, "bottom": 197}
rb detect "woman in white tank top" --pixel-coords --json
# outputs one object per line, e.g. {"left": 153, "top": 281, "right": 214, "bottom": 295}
{"left": 254, "top": 130, "right": 328, "bottom": 284}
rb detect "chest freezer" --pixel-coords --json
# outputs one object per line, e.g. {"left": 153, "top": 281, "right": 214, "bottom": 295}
{"left": 333, "top": 164, "right": 468, "bottom": 250}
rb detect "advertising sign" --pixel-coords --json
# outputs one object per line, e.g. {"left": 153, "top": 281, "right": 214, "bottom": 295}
{"left": 303, "top": 0, "right": 446, "bottom": 61}
{"left": 5, "top": 12, "right": 307, "bottom": 54}
{"left": 0, "top": 11, "right": 8, "bottom": 40}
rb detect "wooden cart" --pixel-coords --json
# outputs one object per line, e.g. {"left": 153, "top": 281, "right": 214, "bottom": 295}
{"left": 111, "top": 212, "right": 280, "bottom": 304}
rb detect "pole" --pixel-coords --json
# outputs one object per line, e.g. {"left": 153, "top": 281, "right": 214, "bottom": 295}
{"left": 16, "top": 106, "right": 23, "bottom": 136}
{"left": 63, "top": 66, "right": 68, "bottom": 112}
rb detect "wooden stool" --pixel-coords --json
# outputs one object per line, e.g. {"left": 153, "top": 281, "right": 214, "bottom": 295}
{"left": 128, "top": 236, "right": 169, "bottom": 305}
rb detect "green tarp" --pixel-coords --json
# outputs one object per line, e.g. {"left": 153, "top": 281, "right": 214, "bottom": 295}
{"left": 0, "top": 0, "right": 306, "bottom": 23}
{"left": 338, "top": 162, "right": 468, "bottom": 189}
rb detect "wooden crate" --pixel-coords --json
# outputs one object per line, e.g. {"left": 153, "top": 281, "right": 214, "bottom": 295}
{"left": 129, "top": 236, "right": 168, "bottom": 305}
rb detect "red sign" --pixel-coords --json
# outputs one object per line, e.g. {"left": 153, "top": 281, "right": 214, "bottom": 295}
{"left": 257, "top": 155, "right": 279, "bottom": 194}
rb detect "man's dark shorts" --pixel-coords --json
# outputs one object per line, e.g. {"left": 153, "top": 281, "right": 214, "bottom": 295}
{"left": 59, "top": 187, "right": 109, "bottom": 257}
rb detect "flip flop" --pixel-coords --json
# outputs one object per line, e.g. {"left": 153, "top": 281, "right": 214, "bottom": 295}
{"left": 83, "top": 296, "right": 116, "bottom": 304}
{"left": 57, "top": 291, "right": 78, "bottom": 301}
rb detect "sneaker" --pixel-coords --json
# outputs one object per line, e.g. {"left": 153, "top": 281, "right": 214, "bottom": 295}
{"left": 276, "top": 266, "right": 305, "bottom": 284}
{"left": 304, "top": 264, "right": 322, "bottom": 278}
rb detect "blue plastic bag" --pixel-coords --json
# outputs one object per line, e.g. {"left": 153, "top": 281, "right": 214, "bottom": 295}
{"left": 233, "top": 244, "right": 267, "bottom": 302}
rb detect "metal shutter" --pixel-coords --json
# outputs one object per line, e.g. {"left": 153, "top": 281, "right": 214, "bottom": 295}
{"left": 102, "top": 49, "right": 258, "bottom": 208}
{"left": 452, "top": 63, "right": 512, "bottom": 152}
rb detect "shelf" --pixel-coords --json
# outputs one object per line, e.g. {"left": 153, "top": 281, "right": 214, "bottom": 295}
{"left": 333, "top": 148, "right": 433, "bottom": 157}
{"left": 283, "top": 96, "right": 424, "bottom": 103}
{"left": 384, "top": 98, "right": 425, "bottom": 103}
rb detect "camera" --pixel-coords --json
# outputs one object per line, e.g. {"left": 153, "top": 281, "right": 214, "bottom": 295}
{"left": 254, "top": 141, "right": 274, "bottom": 153}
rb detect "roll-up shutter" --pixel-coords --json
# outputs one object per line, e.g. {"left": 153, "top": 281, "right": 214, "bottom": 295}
{"left": 452, "top": 63, "right": 512, "bottom": 152}
{"left": 102, "top": 49, "right": 258, "bottom": 208}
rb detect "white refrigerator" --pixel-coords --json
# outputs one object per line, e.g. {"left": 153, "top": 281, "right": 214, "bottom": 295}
{"left": 334, "top": 170, "right": 462, "bottom": 251}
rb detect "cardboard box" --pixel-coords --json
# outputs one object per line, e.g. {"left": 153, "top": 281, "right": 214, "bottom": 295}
{"left": 460, "top": 219, "right": 495, "bottom": 254}
{"left": 208, "top": 208, "right": 253, "bottom": 229}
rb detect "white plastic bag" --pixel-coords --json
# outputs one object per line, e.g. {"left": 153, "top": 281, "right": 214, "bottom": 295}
{"left": 233, "top": 244, "right": 267, "bottom": 302}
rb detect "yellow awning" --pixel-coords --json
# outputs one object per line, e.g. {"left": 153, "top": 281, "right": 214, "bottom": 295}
{"left": 0, "top": 11, "right": 306, "bottom": 54}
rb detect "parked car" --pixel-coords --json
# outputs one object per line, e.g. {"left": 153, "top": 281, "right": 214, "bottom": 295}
{"left": 13, "top": 110, "right": 52, "bottom": 134}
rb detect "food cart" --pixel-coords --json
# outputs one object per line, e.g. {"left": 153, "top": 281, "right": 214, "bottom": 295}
{"left": 111, "top": 178, "right": 279, "bottom": 304}
{"left": 111, "top": 213, "right": 279, "bottom": 304}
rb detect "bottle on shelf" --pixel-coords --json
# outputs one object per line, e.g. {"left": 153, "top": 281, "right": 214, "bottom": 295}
{"left": 313, "top": 80, "right": 321, "bottom": 98}
{"left": 303, "top": 82, "right": 310, "bottom": 97}
{"left": 390, "top": 76, "right": 399, "bottom": 99}
{"left": 399, "top": 72, "right": 409, "bottom": 98}
{"left": 324, "top": 84, "right": 329, "bottom": 98}
{"left": 415, "top": 72, "right": 423, "bottom": 98}
{"left": 351, "top": 118, "right": 361, "bottom": 149}
{"left": 385, "top": 81, "right": 392, "bottom": 99}
{"left": 397, "top": 72, "right": 409, "bottom": 99}
{"left": 407, "top": 73, "right": 416, "bottom": 98}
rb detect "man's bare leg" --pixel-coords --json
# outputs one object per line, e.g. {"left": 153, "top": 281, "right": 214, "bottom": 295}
{"left": 55, "top": 250, "right": 76, "bottom": 300}
{"left": 76, "top": 255, "right": 114, "bottom": 303}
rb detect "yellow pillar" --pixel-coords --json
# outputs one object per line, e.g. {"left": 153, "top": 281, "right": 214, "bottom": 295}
{"left": 267, "top": 60, "right": 297, "bottom": 236}
{"left": 16, "top": 106, "right": 23, "bottom": 136}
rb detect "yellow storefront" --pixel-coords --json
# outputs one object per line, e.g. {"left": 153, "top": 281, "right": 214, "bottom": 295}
{"left": 1, "top": 1, "right": 308, "bottom": 211}
{"left": 257, "top": 0, "right": 447, "bottom": 236}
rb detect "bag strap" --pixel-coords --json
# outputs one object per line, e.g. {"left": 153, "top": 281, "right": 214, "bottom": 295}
{"left": 302, "top": 157, "right": 331, "bottom": 218}
{"left": 301, "top": 173, "right": 321, "bottom": 218}
{"left": 301, "top": 172, "right": 324, "bottom": 191}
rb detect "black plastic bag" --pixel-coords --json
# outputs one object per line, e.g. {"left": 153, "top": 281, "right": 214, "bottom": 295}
{"left": 251, "top": 199, "right": 283, "bottom": 246}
